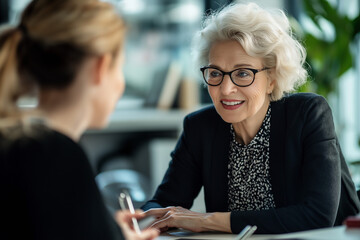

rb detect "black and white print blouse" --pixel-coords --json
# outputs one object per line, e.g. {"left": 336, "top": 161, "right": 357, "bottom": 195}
{"left": 227, "top": 104, "right": 276, "bottom": 211}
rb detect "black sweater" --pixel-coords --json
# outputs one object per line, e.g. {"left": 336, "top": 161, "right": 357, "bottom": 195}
{"left": 0, "top": 125, "right": 123, "bottom": 240}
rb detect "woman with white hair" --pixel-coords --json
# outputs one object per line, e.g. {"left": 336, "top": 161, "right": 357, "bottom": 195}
{"left": 142, "top": 2, "right": 360, "bottom": 234}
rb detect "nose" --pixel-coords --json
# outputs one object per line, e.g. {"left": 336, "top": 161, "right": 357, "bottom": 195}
{"left": 220, "top": 74, "right": 237, "bottom": 95}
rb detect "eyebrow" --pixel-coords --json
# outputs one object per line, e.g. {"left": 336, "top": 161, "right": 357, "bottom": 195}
{"left": 207, "top": 63, "right": 256, "bottom": 69}
{"left": 234, "top": 64, "right": 254, "bottom": 68}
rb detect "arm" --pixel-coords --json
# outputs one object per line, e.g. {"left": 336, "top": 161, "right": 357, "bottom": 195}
{"left": 145, "top": 207, "right": 231, "bottom": 232}
{"left": 142, "top": 115, "right": 203, "bottom": 211}
{"left": 142, "top": 113, "right": 232, "bottom": 232}
{"left": 230, "top": 95, "right": 342, "bottom": 233}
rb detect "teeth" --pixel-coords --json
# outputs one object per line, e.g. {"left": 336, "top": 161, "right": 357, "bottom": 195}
{"left": 222, "top": 100, "right": 244, "bottom": 106}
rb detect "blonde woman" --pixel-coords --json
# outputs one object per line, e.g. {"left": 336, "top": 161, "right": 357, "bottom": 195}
{"left": 0, "top": 0, "right": 158, "bottom": 239}
{"left": 142, "top": 2, "right": 360, "bottom": 234}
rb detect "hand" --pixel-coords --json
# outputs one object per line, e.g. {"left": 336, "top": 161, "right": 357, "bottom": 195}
{"left": 115, "top": 210, "right": 159, "bottom": 240}
{"left": 144, "top": 206, "right": 213, "bottom": 233}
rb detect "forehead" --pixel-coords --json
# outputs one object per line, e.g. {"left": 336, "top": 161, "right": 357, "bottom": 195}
{"left": 208, "top": 40, "right": 263, "bottom": 68}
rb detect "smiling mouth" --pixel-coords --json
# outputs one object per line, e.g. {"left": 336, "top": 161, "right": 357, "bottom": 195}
{"left": 221, "top": 100, "right": 245, "bottom": 106}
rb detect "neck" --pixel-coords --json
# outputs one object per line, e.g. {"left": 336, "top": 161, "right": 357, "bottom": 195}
{"left": 37, "top": 92, "right": 90, "bottom": 142}
{"left": 232, "top": 99, "right": 270, "bottom": 145}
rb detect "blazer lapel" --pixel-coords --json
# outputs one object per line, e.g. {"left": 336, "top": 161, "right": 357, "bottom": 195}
{"left": 208, "top": 117, "right": 231, "bottom": 212}
{"left": 269, "top": 100, "right": 287, "bottom": 207}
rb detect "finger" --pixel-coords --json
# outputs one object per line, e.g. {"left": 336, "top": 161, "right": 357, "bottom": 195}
{"left": 144, "top": 207, "right": 174, "bottom": 217}
{"left": 115, "top": 210, "right": 135, "bottom": 224}
{"left": 152, "top": 210, "right": 200, "bottom": 225}
{"left": 134, "top": 209, "right": 144, "bottom": 214}
{"left": 116, "top": 210, "right": 145, "bottom": 221}
{"left": 175, "top": 206, "right": 184, "bottom": 211}
{"left": 133, "top": 210, "right": 149, "bottom": 220}
{"left": 117, "top": 216, "right": 132, "bottom": 232}
{"left": 144, "top": 208, "right": 168, "bottom": 216}
{"left": 115, "top": 210, "right": 128, "bottom": 222}
{"left": 149, "top": 215, "right": 174, "bottom": 230}
{"left": 160, "top": 209, "right": 175, "bottom": 220}
{"left": 129, "top": 211, "right": 146, "bottom": 220}
{"left": 159, "top": 207, "right": 195, "bottom": 219}
{"left": 115, "top": 211, "right": 143, "bottom": 231}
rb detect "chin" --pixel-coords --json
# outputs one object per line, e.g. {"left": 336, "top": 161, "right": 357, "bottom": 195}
{"left": 216, "top": 109, "right": 246, "bottom": 124}
{"left": 220, "top": 115, "right": 245, "bottom": 124}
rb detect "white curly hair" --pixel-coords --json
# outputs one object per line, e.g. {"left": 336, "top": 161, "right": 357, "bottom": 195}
{"left": 192, "top": 2, "right": 308, "bottom": 101}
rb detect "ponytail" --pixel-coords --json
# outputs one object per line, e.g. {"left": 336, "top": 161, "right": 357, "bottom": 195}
{"left": 0, "top": 0, "right": 126, "bottom": 128}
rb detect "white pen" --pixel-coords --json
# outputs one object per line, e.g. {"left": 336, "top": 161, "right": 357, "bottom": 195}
{"left": 234, "top": 225, "right": 257, "bottom": 240}
{"left": 119, "top": 192, "right": 141, "bottom": 235}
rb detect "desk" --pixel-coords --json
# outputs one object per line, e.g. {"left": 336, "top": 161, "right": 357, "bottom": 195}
{"left": 157, "top": 226, "right": 360, "bottom": 240}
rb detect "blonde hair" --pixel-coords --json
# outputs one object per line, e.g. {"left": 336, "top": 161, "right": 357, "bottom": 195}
{"left": 192, "top": 2, "right": 307, "bottom": 101}
{"left": 0, "top": 0, "right": 126, "bottom": 120}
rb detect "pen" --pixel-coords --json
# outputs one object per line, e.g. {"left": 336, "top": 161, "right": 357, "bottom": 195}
{"left": 234, "top": 225, "right": 257, "bottom": 240}
{"left": 119, "top": 192, "right": 141, "bottom": 235}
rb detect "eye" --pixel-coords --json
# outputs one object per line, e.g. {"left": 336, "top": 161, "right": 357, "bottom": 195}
{"left": 209, "top": 69, "right": 222, "bottom": 78}
{"left": 236, "top": 69, "right": 251, "bottom": 78}
{"left": 233, "top": 69, "right": 253, "bottom": 80}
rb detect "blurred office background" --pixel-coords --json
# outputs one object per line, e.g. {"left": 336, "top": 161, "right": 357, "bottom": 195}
{"left": 1, "top": 0, "right": 359, "bottom": 212}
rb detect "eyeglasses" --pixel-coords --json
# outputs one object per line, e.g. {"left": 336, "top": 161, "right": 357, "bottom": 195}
{"left": 200, "top": 66, "right": 269, "bottom": 87}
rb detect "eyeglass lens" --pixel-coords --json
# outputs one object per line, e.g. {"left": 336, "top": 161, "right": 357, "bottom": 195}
{"left": 203, "top": 68, "right": 254, "bottom": 86}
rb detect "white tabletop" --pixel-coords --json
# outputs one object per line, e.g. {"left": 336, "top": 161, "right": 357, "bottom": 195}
{"left": 157, "top": 226, "right": 360, "bottom": 240}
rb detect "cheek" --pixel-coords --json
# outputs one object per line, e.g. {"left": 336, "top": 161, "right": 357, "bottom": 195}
{"left": 116, "top": 72, "right": 125, "bottom": 99}
{"left": 110, "top": 69, "right": 125, "bottom": 102}
{"left": 246, "top": 86, "right": 264, "bottom": 102}
{"left": 208, "top": 86, "right": 218, "bottom": 102}
{"left": 241, "top": 83, "right": 268, "bottom": 118}
{"left": 90, "top": 93, "right": 109, "bottom": 128}
{"left": 245, "top": 80, "right": 268, "bottom": 102}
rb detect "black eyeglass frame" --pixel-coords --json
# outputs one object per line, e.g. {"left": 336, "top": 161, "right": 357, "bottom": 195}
{"left": 200, "top": 66, "right": 269, "bottom": 87}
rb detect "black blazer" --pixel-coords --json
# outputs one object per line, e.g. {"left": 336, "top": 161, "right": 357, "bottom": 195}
{"left": 142, "top": 93, "right": 360, "bottom": 234}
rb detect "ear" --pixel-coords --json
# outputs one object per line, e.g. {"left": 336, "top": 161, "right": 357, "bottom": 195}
{"left": 266, "top": 69, "right": 276, "bottom": 94}
{"left": 93, "top": 54, "right": 112, "bottom": 86}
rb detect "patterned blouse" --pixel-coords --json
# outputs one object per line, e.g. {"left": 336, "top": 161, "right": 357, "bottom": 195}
{"left": 227, "top": 104, "right": 276, "bottom": 211}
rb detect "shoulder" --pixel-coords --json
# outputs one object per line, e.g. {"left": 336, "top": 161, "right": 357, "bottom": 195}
{"left": 1, "top": 124, "right": 86, "bottom": 166}
{"left": 272, "top": 93, "right": 336, "bottom": 141}
{"left": 270, "top": 93, "right": 335, "bottom": 137}
{"left": 275, "top": 92, "right": 327, "bottom": 105}
{"left": 3, "top": 124, "right": 76, "bottom": 150}
{"left": 273, "top": 92, "right": 330, "bottom": 114}
{"left": 1, "top": 124, "right": 93, "bottom": 193}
